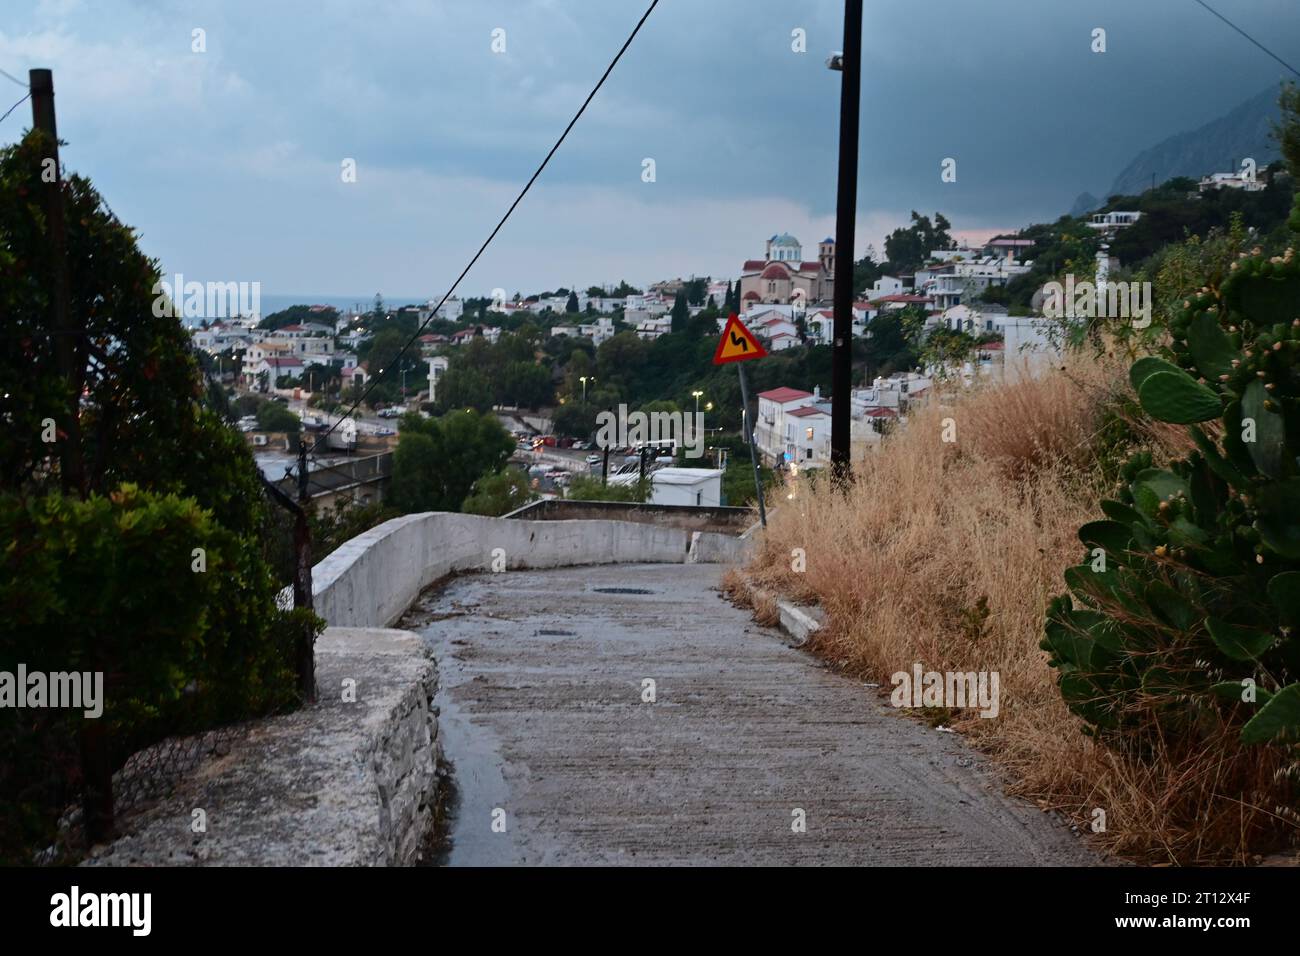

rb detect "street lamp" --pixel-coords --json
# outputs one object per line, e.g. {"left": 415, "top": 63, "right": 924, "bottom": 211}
{"left": 580, "top": 375, "right": 594, "bottom": 403}
{"left": 691, "top": 389, "right": 703, "bottom": 416}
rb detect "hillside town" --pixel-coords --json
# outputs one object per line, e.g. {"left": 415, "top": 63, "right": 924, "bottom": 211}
{"left": 193, "top": 217, "right": 1147, "bottom": 486}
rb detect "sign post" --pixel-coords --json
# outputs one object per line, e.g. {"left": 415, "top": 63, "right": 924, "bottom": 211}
{"left": 713, "top": 314, "right": 768, "bottom": 526}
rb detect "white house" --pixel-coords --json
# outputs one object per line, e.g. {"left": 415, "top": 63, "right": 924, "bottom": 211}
{"left": 634, "top": 315, "right": 673, "bottom": 341}
{"left": 754, "top": 387, "right": 818, "bottom": 465}
{"left": 427, "top": 355, "right": 449, "bottom": 403}
{"left": 609, "top": 467, "right": 724, "bottom": 507}
{"left": 579, "top": 316, "right": 616, "bottom": 346}
{"left": 419, "top": 297, "right": 464, "bottom": 323}
{"left": 1087, "top": 211, "right": 1142, "bottom": 233}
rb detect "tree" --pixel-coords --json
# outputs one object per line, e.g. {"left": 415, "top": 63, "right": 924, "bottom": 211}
{"left": 0, "top": 130, "right": 309, "bottom": 851}
{"left": 883, "top": 211, "right": 954, "bottom": 273}
{"left": 500, "top": 361, "right": 553, "bottom": 409}
{"left": 258, "top": 304, "right": 339, "bottom": 332}
{"left": 462, "top": 467, "right": 534, "bottom": 516}
{"left": 565, "top": 290, "right": 580, "bottom": 313}
{"left": 684, "top": 277, "right": 708, "bottom": 306}
{"left": 255, "top": 401, "right": 301, "bottom": 434}
{"left": 435, "top": 366, "right": 493, "bottom": 413}
{"left": 670, "top": 290, "right": 689, "bottom": 333}
{"left": 389, "top": 410, "right": 514, "bottom": 513}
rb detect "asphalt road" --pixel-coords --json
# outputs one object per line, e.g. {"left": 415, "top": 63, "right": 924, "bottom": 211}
{"left": 402, "top": 563, "right": 1098, "bottom": 866}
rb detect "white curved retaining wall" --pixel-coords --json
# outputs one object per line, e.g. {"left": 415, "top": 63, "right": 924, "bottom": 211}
{"left": 310, "top": 512, "right": 751, "bottom": 628}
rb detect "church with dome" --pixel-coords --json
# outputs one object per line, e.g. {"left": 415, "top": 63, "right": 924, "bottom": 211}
{"left": 737, "top": 233, "right": 835, "bottom": 308}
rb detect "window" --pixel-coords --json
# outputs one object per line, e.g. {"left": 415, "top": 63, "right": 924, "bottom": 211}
{"left": 805, "top": 448, "right": 813, "bottom": 460}
{"left": 805, "top": 427, "right": 814, "bottom": 440}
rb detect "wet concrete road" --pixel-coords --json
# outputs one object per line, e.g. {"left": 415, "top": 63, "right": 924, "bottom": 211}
{"left": 402, "top": 563, "right": 1096, "bottom": 866}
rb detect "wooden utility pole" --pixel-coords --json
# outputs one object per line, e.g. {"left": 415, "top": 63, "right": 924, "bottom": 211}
{"left": 32, "top": 67, "right": 110, "bottom": 842}
{"left": 30, "top": 68, "right": 84, "bottom": 496}
{"left": 829, "top": 2, "right": 863, "bottom": 479}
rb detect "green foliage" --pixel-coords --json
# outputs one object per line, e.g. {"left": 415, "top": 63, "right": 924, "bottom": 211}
{"left": 308, "top": 498, "right": 399, "bottom": 563}
{"left": 0, "top": 485, "right": 307, "bottom": 860}
{"left": 255, "top": 401, "right": 301, "bottom": 433}
{"left": 0, "top": 132, "right": 313, "bottom": 858}
{"left": 883, "top": 212, "right": 953, "bottom": 274}
{"left": 671, "top": 290, "right": 689, "bottom": 333}
{"left": 1044, "top": 244, "right": 1300, "bottom": 749}
{"left": 435, "top": 331, "right": 555, "bottom": 412}
{"left": 565, "top": 474, "right": 649, "bottom": 503}
{"left": 462, "top": 467, "right": 535, "bottom": 516}
{"left": 258, "top": 304, "right": 338, "bottom": 332}
{"left": 389, "top": 409, "right": 514, "bottom": 513}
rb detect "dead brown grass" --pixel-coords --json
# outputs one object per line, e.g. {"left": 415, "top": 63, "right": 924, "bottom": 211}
{"left": 745, "top": 352, "right": 1298, "bottom": 865}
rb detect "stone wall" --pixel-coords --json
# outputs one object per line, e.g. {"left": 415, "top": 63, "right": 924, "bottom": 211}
{"left": 85, "top": 627, "right": 439, "bottom": 867}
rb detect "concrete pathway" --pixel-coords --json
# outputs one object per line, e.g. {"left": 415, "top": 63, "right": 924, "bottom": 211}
{"left": 403, "top": 563, "right": 1095, "bottom": 866}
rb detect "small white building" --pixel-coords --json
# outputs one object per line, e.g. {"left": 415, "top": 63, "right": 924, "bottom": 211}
{"left": 427, "top": 355, "right": 449, "bottom": 403}
{"left": 1087, "top": 211, "right": 1142, "bottom": 233}
{"left": 419, "top": 297, "right": 463, "bottom": 323}
{"left": 611, "top": 467, "right": 724, "bottom": 507}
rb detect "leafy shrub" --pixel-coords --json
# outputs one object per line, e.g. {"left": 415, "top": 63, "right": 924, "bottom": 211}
{"left": 0, "top": 130, "right": 315, "bottom": 859}
{"left": 389, "top": 410, "right": 514, "bottom": 513}
{"left": 565, "top": 474, "right": 649, "bottom": 503}
{"left": 462, "top": 467, "right": 534, "bottom": 516}
{"left": 255, "top": 401, "right": 301, "bottom": 434}
{"left": 0, "top": 487, "right": 234, "bottom": 859}
{"left": 1044, "top": 246, "right": 1300, "bottom": 750}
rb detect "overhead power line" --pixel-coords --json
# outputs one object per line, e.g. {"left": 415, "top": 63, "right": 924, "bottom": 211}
{"left": 0, "top": 67, "right": 28, "bottom": 88}
{"left": 312, "top": 0, "right": 660, "bottom": 451}
{"left": 0, "top": 91, "right": 30, "bottom": 127}
{"left": 1192, "top": 0, "right": 1300, "bottom": 78}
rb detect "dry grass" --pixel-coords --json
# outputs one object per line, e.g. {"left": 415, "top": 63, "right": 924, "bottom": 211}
{"left": 744, "top": 353, "right": 1298, "bottom": 865}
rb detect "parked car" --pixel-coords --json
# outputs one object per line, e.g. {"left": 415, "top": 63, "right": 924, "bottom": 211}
{"left": 377, "top": 407, "right": 402, "bottom": 419}
{"left": 586, "top": 454, "right": 602, "bottom": 465}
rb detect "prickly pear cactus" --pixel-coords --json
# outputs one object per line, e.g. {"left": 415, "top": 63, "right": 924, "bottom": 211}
{"left": 1043, "top": 246, "right": 1300, "bottom": 747}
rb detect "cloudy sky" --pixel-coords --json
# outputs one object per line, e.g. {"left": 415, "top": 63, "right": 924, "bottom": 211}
{"left": 1, "top": 0, "right": 1295, "bottom": 300}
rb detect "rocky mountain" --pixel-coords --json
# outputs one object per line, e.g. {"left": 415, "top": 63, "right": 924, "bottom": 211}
{"left": 1105, "top": 84, "right": 1283, "bottom": 199}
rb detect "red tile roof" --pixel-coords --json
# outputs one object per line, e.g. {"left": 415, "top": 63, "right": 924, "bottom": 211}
{"left": 761, "top": 263, "right": 792, "bottom": 279}
{"left": 758, "top": 387, "right": 813, "bottom": 403}
{"left": 864, "top": 407, "right": 898, "bottom": 417}
{"left": 788, "top": 405, "right": 827, "bottom": 418}
{"left": 741, "top": 259, "right": 767, "bottom": 272}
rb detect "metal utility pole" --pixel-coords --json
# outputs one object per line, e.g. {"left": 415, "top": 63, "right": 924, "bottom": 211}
{"left": 829, "top": 1, "right": 863, "bottom": 479}
{"left": 601, "top": 405, "right": 612, "bottom": 486}
{"left": 30, "top": 68, "right": 84, "bottom": 497}
{"left": 736, "top": 364, "right": 766, "bottom": 527}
